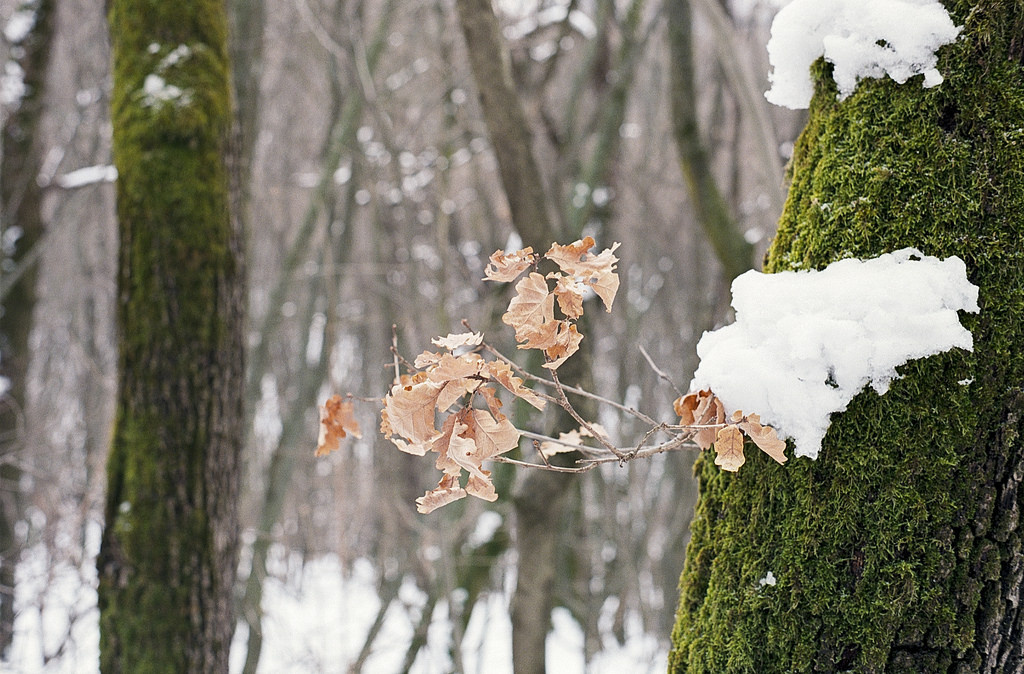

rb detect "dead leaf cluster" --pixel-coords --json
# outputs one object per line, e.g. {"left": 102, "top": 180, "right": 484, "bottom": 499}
{"left": 316, "top": 240, "right": 792, "bottom": 516}
{"left": 315, "top": 395, "right": 362, "bottom": 457}
{"left": 381, "top": 331, "right": 547, "bottom": 513}
{"left": 487, "top": 236, "right": 619, "bottom": 370}
{"left": 674, "top": 389, "right": 787, "bottom": 472}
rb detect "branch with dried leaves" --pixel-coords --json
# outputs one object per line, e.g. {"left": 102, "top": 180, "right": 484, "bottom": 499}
{"left": 316, "top": 238, "right": 789, "bottom": 513}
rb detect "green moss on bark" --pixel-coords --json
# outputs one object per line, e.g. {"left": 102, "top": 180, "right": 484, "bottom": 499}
{"left": 670, "top": 2, "right": 1024, "bottom": 672}
{"left": 98, "top": 1, "right": 243, "bottom": 672}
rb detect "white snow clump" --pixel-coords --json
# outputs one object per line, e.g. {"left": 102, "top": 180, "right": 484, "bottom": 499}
{"left": 691, "top": 248, "right": 979, "bottom": 460}
{"left": 141, "top": 74, "right": 191, "bottom": 108}
{"left": 765, "top": 0, "right": 962, "bottom": 109}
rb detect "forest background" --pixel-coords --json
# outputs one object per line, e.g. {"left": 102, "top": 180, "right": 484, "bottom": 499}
{"left": 0, "top": 0, "right": 805, "bottom": 670}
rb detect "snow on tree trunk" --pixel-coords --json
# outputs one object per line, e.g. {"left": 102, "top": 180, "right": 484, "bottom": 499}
{"left": 97, "top": 1, "right": 244, "bottom": 672}
{"left": 669, "top": 1, "right": 1024, "bottom": 671}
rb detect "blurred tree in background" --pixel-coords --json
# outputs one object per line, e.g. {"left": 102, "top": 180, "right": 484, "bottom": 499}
{"left": 0, "top": 0, "right": 802, "bottom": 671}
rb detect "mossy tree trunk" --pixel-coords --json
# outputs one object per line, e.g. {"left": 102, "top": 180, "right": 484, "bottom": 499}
{"left": 670, "top": 1, "right": 1024, "bottom": 672}
{"left": 97, "top": 1, "right": 244, "bottom": 672}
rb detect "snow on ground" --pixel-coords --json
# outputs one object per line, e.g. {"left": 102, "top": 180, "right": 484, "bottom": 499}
{"left": 765, "top": 0, "right": 961, "bottom": 108}
{"left": 3, "top": 539, "right": 665, "bottom": 673}
{"left": 691, "top": 248, "right": 979, "bottom": 459}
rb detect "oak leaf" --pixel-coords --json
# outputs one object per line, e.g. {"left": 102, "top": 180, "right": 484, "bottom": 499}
{"left": 483, "top": 247, "right": 536, "bottom": 282}
{"left": 485, "top": 360, "right": 546, "bottom": 410}
{"left": 674, "top": 391, "right": 700, "bottom": 426}
{"left": 539, "top": 429, "right": 584, "bottom": 457}
{"left": 542, "top": 322, "right": 583, "bottom": 370}
{"left": 714, "top": 425, "right": 746, "bottom": 472}
{"left": 690, "top": 390, "right": 726, "bottom": 450}
{"left": 416, "top": 474, "right": 467, "bottom": 514}
{"left": 466, "top": 473, "right": 498, "bottom": 502}
{"left": 414, "top": 350, "right": 443, "bottom": 369}
{"left": 545, "top": 237, "right": 598, "bottom": 270}
{"left": 502, "top": 272, "right": 556, "bottom": 344}
{"left": 431, "top": 331, "right": 484, "bottom": 351}
{"left": 551, "top": 274, "right": 585, "bottom": 319}
{"left": 544, "top": 237, "right": 620, "bottom": 311}
{"left": 476, "top": 385, "right": 505, "bottom": 420}
{"left": 428, "top": 353, "right": 486, "bottom": 411}
{"left": 431, "top": 414, "right": 476, "bottom": 476}
{"left": 735, "top": 412, "right": 788, "bottom": 465}
{"left": 464, "top": 409, "right": 520, "bottom": 460}
{"left": 382, "top": 380, "right": 443, "bottom": 454}
{"left": 315, "top": 395, "right": 362, "bottom": 457}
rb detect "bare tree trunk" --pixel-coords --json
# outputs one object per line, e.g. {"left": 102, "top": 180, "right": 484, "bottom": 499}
{"left": 0, "top": 0, "right": 56, "bottom": 657}
{"left": 453, "top": 0, "right": 556, "bottom": 250}
{"left": 667, "top": 0, "right": 753, "bottom": 280}
{"left": 97, "top": 0, "right": 244, "bottom": 671}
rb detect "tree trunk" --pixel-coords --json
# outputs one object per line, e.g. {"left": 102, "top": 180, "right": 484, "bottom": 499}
{"left": 667, "top": 0, "right": 753, "bottom": 281}
{"left": 0, "top": 0, "right": 55, "bottom": 657}
{"left": 97, "top": 1, "right": 244, "bottom": 672}
{"left": 670, "top": 1, "right": 1024, "bottom": 672}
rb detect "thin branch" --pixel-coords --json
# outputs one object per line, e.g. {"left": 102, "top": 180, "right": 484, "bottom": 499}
{"left": 638, "top": 344, "right": 684, "bottom": 398}
{"left": 518, "top": 429, "right": 604, "bottom": 458}
{"left": 549, "top": 369, "right": 626, "bottom": 460}
{"left": 492, "top": 455, "right": 596, "bottom": 474}
{"left": 474, "top": 330, "right": 661, "bottom": 427}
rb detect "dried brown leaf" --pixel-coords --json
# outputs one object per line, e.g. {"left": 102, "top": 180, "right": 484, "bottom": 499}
{"left": 413, "top": 350, "right": 443, "bottom": 369}
{"left": 431, "top": 414, "right": 473, "bottom": 476}
{"left": 427, "top": 353, "right": 485, "bottom": 411}
{"left": 316, "top": 395, "right": 362, "bottom": 457}
{"left": 539, "top": 429, "right": 584, "bottom": 457}
{"left": 485, "top": 360, "right": 546, "bottom": 410}
{"left": 476, "top": 385, "right": 505, "bottom": 420}
{"left": 382, "top": 380, "right": 442, "bottom": 453}
{"left": 502, "top": 272, "right": 556, "bottom": 344}
{"left": 544, "top": 237, "right": 620, "bottom": 311}
{"left": 737, "top": 413, "right": 788, "bottom": 465}
{"left": 431, "top": 331, "right": 484, "bottom": 351}
{"left": 416, "top": 474, "right": 467, "bottom": 514}
{"left": 483, "top": 247, "right": 536, "bottom": 282}
{"left": 674, "top": 391, "right": 700, "bottom": 426}
{"left": 692, "top": 391, "right": 726, "bottom": 450}
{"left": 544, "top": 237, "right": 597, "bottom": 270}
{"left": 466, "top": 473, "right": 498, "bottom": 502}
{"left": 542, "top": 322, "right": 583, "bottom": 370}
{"left": 714, "top": 425, "right": 746, "bottom": 472}
{"left": 551, "top": 274, "right": 585, "bottom": 319}
{"left": 464, "top": 409, "right": 520, "bottom": 460}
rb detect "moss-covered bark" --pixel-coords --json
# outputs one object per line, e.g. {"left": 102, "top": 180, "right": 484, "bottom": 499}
{"left": 669, "top": 1, "right": 1024, "bottom": 672}
{"left": 97, "top": 1, "right": 243, "bottom": 672}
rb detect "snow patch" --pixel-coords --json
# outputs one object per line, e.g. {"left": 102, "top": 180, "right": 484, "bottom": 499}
{"left": 141, "top": 74, "right": 191, "bottom": 107}
{"left": 4, "top": 9, "right": 36, "bottom": 43}
{"left": 53, "top": 165, "right": 117, "bottom": 189}
{"left": 765, "top": 0, "right": 961, "bottom": 109}
{"left": 691, "top": 248, "right": 979, "bottom": 459}
{"left": 1, "top": 60, "right": 25, "bottom": 107}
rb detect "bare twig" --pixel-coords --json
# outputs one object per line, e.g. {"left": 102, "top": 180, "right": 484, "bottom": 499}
{"left": 472, "top": 329, "right": 661, "bottom": 427}
{"left": 492, "top": 455, "right": 596, "bottom": 474}
{"left": 518, "top": 429, "right": 604, "bottom": 458}
{"left": 549, "top": 369, "right": 626, "bottom": 460}
{"left": 638, "top": 344, "right": 684, "bottom": 399}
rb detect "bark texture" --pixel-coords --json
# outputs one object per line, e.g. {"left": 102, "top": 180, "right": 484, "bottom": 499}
{"left": 670, "top": 1, "right": 1024, "bottom": 672}
{"left": 454, "top": 0, "right": 556, "bottom": 249}
{"left": 97, "top": 1, "right": 244, "bottom": 672}
{"left": 667, "top": 0, "right": 754, "bottom": 280}
{"left": 0, "top": 0, "right": 55, "bottom": 656}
